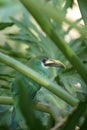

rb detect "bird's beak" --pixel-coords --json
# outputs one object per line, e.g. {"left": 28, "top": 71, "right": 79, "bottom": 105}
{"left": 44, "top": 58, "right": 65, "bottom": 68}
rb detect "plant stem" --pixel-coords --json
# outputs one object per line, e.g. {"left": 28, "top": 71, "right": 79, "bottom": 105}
{"left": 0, "top": 96, "right": 13, "bottom": 105}
{"left": 0, "top": 52, "right": 78, "bottom": 106}
{"left": 20, "top": 0, "right": 87, "bottom": 84}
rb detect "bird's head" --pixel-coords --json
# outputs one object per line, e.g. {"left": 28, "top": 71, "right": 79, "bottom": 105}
{"left": 27, "top": 56, "right": 65, "bottom": 77}
{"left": 42, "top": 57, "right": 65, "bottom": 68}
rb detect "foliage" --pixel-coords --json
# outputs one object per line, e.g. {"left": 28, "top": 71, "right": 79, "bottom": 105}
{"left": 0, "top": 0, "right": 87, "bottom": 130}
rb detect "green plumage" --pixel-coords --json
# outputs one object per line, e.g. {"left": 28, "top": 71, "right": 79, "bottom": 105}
{"left": 10, "top": 56, "right": 65, "bottom": 129}
{"left": 12, "top": 56, "right": 50, "bottom": 98}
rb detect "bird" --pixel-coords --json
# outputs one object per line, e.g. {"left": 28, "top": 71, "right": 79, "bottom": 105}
{"left": 10, "top": 56, "right": 65, "bottom": 130}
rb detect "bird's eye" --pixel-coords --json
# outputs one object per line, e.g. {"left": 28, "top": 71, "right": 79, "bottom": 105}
{"left": 42, "top": 58, "right": 48, "bottom": 64}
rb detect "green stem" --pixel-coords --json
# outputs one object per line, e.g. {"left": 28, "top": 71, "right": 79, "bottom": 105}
{"left": 0, "top": 96, "right": 13, "bottom": 105}
{"left": 0, "top": 52, "right": 78, "bottom": 106}
{"left": 20, "top": 0, "right": 87, "bottom": 84}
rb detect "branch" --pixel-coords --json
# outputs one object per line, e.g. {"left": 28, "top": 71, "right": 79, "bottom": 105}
{"left": 50, "top": 117, "right": 67, "bottom": 130}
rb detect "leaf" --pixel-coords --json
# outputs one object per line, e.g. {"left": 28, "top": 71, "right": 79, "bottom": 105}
{"left": 0, "top": 22, "right": 13, "bottom": 30}
{"left": 61, "top": 98, "right": 87, "bottom": 130}
{"left": 0, "top": 105, "right": 11, "bottom": 128}
{"left": 10, "top": 73, "right": 42, "bottom": 129}
{"left": 0, "top": 0, "right": 22, "bottom": 21}
{"left": 0, "top": 125, "right": 10, "bottom": 130}
{"left": 80, "top": 117, "right": 87, "bottom": 130}
{"left": 78, "top": 0, "right": 87, "bottom": 26}
{"left": 17, "top": 76, "right": 46, "bottom": 130}
{"left": 64, "top": 0, "right": 74, "bottom": 9}
{"left": 57, "top": 68, "right": 87, "bottom": 100}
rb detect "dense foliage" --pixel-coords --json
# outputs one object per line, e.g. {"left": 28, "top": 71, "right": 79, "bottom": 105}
{"left": 0, "top": 0, "right": 87, "bottom": 130}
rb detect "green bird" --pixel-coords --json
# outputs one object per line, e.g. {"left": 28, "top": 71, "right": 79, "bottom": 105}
{"left": 10, "top": 56, "right": 65, "bottom": 130}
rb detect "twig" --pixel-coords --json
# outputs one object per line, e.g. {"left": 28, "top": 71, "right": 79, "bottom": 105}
{"left": 50, "top": 117, "right": 67, "bottom": 130}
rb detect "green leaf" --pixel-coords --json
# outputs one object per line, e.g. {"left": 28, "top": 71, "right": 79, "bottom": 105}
{"left": 0, "top": 125, "right": 10, "bottom": 130}
{"left": 64, "top": 0, "right": 74, "bottom": 9}
{"left": 78, "top": 0, "right": 87, "bottom": 26}
{"left": 17, "top": 76, "right": 46, "bottom": 130}
{"left": 61, "top": 98, "right": 87, "bottom": 130}
{"left": 80, "top": 117, "right": 87, "bottom": 130}
{"left": 0, "top": 105, "right": 11, "bottom": 128}
{"left": 0, "top": 22, "right": 13, "bottom": 30}
{"left": 57, "top": 68, "right": 87, "bottom": 99}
